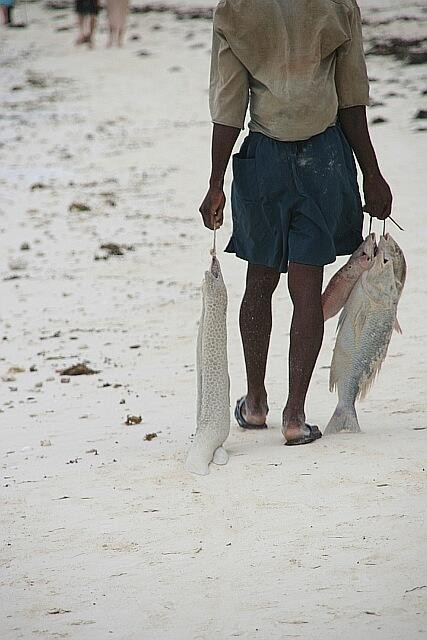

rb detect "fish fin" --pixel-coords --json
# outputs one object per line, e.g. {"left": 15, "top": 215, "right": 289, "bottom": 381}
{"left": 336, "top": 305, "right": 347, "bottom": 333}
{"left": 329, "top": 306, "right": 353, "bottom": 392}
{"left": 335, "top": 306, "right": 348, "bottom": 333}
{"left": 212, "top": 446, "right": 229, "bottom": 465}
{"left": 324, "top": 404, "right": 361, "bottom": 435}
{"left": 336, "top": 289, "right": 368, "bottom": 337}
{"left": 353, "top": 302, "right": 369, "bottom": 343}
{"left": 394, "top": 317, "right": 402, "bottom": 334}
{"left": 357, "top": 340, "right": 391, "bottom": 401}
{"left": 185, "top": 454, "right": 210, "bottom": 476}
{"left": 329, "top": 300, "right": 364, "bottom": 393}
{"left": 329, "top": 343, "right": 352, "bottom": 393}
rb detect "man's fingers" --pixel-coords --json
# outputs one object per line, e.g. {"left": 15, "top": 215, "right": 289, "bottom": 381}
{"left": 199, "top": 206, "right": 214, "bottom": 229}
{"left": 213, "top": 194, "right": 225, "bottom": 227}
{"left": 199, "top": 189, "right": 225, "bottom": 230}
{"left": 363, "top": 199, "right": 390, "bottom": 220}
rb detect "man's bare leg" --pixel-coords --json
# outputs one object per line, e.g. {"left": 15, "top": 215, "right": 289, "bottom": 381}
{"left": 87, "top": 15, "right": 97, "bottom": 47}
{"left": 239, "top": 263, "right": 280, "bottom": 425}
{"left": 107, "top": 25, "right": 114, "bottom": 47}
{"left": 75, "top": 14, "right": 86, "bottom": 44}
{"left": 282, "top": 263, "right": 324, "bottom": 442}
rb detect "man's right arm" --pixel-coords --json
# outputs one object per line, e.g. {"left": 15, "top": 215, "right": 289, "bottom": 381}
{"left": 199, "top": 123, "right": 240, "bottom": 230}
{"left": 199, "top": 12, "right": 249, "bottom": 230}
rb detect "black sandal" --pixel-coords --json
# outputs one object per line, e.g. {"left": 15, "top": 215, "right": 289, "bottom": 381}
{"left": 234, "top": 396, "right": 267, "bottom": 430}
{"left": 284, "top": 423, "right": 322, "bottom": 446}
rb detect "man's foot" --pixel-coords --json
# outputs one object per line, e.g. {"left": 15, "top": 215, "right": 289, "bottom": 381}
{"left": 235, "top": 396, "right": 268, "bottom": 430}
{"left": 282, "top": 415, "right": 322, "bottom": 445}
{"left": 76, "top": 34, "right": 91, "bottom": 45}
{"left": 75, "top": 34, "right": 87, "bottom": 45}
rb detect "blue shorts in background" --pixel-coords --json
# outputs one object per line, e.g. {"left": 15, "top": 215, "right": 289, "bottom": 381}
{"left": 225, "top": 125, "right": 363, "bottom": 273}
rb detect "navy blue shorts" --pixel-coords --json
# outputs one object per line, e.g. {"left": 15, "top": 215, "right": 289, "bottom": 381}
{"left": 225, "top": 125, "right": 363, "bottom": 273}
{"left": 75, "top": 0, "right": 99, "bottom": 15}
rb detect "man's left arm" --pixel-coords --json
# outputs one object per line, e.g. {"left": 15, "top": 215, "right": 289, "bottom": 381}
{"left": 335, "top": 1, "right": 392, "bottom": 220}
{"left": 338, "top": 106, "right": 392, "bottom": 220}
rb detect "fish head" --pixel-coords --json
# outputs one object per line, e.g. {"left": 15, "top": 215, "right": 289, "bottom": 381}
{"left": 342, "top": 252, "right": 373, "bottom": 281}
{"left": 202, "top": 256, "right": 228, "bottom": 307}
{"left": 382, "top": 233, "right": 407, "bottom": 295}
{"left": 362, "top": 248, "right": 398, "bottom": 305}
{"left": 352, "top": 233, "right": 376, "bottom": 260}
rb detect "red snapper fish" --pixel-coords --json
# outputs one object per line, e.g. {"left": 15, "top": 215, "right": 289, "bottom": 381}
{"left": 322, "top": 233, "right": 376, "bottom": 321}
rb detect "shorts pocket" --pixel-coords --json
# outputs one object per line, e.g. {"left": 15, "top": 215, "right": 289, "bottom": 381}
{"left": 232, "top": 155, "right": 259, "bottom": 204}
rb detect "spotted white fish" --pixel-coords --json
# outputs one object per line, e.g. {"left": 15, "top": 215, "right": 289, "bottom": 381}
{"left": 325, "top": 246, "right": 401, "bottom": 434}
{"left": 378, "top": 233, "right": 407, "bottom": 333}
{"left": 186, "top": 255, "right": 230, "bottom": 475}
{"left": 322, "top": 233, "right": 376, "bottom": 321}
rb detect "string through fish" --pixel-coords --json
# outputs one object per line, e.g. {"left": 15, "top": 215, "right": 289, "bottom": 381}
{"left": 211, "top": 226, "right": 217, "bottom": 257}
{"left": 389, "top": 216, "right": 404, "bottom": 231}
{"left": 368, "top": 214, "right": 404, "bottom": 235}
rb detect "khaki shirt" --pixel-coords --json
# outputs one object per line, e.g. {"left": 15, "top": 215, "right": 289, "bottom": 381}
{"left": 209, "top": 0, "right": 370, "bottom": 141}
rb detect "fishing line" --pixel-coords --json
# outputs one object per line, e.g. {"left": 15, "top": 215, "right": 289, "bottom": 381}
{"left": 368, "top": 214, "right": 404, "bottom": 235}
{"left": 389, "top": 216, "right": 404, "bottom": 231}
{"left": 211, "top": 226, "right": 217, "bottom": 257}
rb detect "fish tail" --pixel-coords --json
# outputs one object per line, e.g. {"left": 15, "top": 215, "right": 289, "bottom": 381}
{"left": 324, "top": 403, "right": 361, "bottom": 435}
{"left": 185, "top": 446, "right": 212, "bottom": 476}
{"left": 186, "top": 436, "right": 229, "bottom": 476}
{"left": 394, "top": 317, "right": 402, "bottom": 334}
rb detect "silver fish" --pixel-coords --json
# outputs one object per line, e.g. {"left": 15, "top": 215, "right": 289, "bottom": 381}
{"left": 322, "top": 233, "right": 376, "bottom": 321}
{"left": 378, "top": 233, "right": 406, "bottom": 333}
{"left": 325, "top": 248, "right": 400, "bottom": 434}
{"left": 186, "top": 255, "right": 230, "bottom": 475}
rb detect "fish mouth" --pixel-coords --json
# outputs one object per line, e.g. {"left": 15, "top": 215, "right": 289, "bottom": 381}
{"left": 210, "top": 255, "right": 221, "bottom": 279}
{"left": 362, "top": 232, "right": 377, "bottom": 259}
{"left": 372, "top": 248, "right": 388, "bottom": 269}
{"left": 375, "top": 248, "right": 397, "bottom": 275}
{"left": 377, "top": 234, "right": 394, "bottom": 263}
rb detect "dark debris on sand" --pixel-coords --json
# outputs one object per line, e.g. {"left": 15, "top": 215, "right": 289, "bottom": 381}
{"left": 59, "top": 363, "right": 100, "bottom": 376}
{"left": 366, "top": 37, "right": 427, "bottom": 65}
{"left": 95, "top": 243, "right": 135, "bottom": 260}
{"left": 69, "top": 202, "right": 91, "bottom": 212}
{"left": 125, "top": 415, "right": 143, "bottom": 425}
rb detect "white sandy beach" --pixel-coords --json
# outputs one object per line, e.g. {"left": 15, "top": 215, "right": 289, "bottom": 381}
{"left": 1, "top": 1, "right": 427, "bottom": 638}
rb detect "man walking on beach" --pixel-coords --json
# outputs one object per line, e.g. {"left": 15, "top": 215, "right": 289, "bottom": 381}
{"left": 199, "top": 0, "right": 392, "bottom": 445}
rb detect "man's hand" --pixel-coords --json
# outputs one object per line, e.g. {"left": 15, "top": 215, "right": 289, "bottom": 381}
{"left": 199, "top": 186, "right": 226, "bottom": 230}
{"left": 200, "top": 124, "right": 240, "bottom": 230}
{"left": 363, "top": 171, "right": 392, "bottom": 220}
